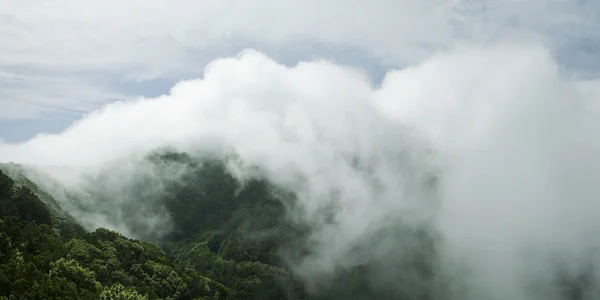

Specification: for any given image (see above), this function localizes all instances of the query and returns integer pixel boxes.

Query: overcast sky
[1,0,599,142]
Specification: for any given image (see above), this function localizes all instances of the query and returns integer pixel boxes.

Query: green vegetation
[0,159,312,299]
[1,148,595,299]
[0,169,225,299]
[0,152,441,300]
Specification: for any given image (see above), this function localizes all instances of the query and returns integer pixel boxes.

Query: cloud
[376,43,600,299]
[2,0,597,70]
[1,0,599,120]
[2,41,600,298]
[0,71,125,120]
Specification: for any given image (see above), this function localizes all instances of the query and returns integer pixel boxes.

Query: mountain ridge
[0,150,446,300]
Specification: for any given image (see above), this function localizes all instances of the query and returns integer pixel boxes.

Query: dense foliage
[0,169,226,299]
[151,153,310,299]
[147,152,440,300]
[0,162,316,299]
[1,148,597,300]
[0,153,444,299]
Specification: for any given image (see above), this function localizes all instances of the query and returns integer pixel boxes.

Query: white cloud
[1,0,597,69]
[2,43,600,298]
[1,0,599,119]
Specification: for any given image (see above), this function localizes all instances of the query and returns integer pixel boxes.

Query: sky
[1,0,599,142]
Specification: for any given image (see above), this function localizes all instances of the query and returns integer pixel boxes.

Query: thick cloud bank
[3,43,600,299]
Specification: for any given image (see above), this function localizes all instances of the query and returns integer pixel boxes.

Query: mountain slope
[3,151,593,300]
[0,163,85,240]
[0,168,228,299]
[0,150,444,299]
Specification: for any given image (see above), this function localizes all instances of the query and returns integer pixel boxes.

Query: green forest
[0,151,591,300]
[0,151,439,300]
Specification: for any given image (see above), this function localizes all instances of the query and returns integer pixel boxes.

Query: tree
[13,187,52,226]
[101,283,149,300]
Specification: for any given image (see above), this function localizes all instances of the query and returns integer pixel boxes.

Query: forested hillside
[0,150,442,300]
[0,168,232,299]
[0,149,593,300]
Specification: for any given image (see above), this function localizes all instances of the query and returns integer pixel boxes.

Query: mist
[2,42,600,299]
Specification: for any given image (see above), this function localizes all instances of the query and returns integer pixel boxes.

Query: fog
[2,42,600,299]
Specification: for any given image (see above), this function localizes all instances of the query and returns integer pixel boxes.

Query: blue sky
[1,0,599,142]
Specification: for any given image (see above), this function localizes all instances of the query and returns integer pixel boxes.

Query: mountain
[0,157,303,299]
[0,149,446,300]
[0,149,593,300]
[0,163,233,299]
